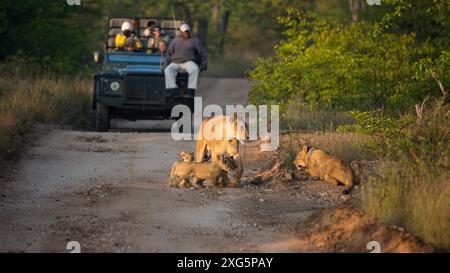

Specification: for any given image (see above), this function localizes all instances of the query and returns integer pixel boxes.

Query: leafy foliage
[337,110,403,156]
[256,3,449,250]
[339,97,449,164]
[0,0,388,75]
[249,9,446,114]
[375,0,450,49]
[0,0,101,74]
[358,98,450,250]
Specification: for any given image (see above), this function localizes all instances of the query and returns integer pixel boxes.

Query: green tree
[375,0,450,49]
[248,9,445,113]
[0,0,102,74]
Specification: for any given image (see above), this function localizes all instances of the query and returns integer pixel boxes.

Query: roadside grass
[281,100,450,251]
[281,101,355,132]
[358,100,450,251]
[0,75,92,160]
[359,161,450,251]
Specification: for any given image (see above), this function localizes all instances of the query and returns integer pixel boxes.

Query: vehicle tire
[95,103,110,132]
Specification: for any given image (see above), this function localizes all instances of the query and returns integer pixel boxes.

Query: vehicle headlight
[110,81,121,92]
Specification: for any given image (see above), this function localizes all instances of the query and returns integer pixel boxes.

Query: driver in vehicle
[164,23,207,97]
[115,21,143,51]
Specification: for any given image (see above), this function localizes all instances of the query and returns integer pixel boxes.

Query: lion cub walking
[168,151,194,188]
[169,154,236,188]
[294,145,356,194]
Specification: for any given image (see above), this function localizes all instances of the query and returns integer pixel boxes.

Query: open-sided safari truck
[93,17,193,132]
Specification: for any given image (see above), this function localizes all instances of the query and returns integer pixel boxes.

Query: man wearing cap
[164,23,208,96]
[115,21,143,51]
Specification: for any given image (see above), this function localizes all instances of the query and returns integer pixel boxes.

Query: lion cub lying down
[294,145,356,194]
[169,153,236,188]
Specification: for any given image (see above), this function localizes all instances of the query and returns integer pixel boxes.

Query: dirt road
[0,78,345,252]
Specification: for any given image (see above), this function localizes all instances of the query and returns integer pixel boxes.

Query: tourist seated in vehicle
[143,20,157,38]
[124,37,139,52]
[115,22,143,51]
[130,17,141,36]
[158,40,167,54]
[146,26,170,54]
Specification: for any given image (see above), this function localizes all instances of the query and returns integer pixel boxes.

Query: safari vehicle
[93,17,194,132]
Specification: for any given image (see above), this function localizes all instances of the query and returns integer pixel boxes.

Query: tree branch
[431,70,448,99]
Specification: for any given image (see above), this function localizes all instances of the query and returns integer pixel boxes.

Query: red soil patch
[302,207,432,253]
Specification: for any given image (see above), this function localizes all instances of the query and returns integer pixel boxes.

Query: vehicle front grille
[123,76,165,105]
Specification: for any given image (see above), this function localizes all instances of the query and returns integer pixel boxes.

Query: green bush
[248,9,444,114]
[0,0,99,74]
[337,110,404,157]
[255,2,450,251]
[389,99,449,166]
[358,99,450,250]
[375,0,450,49]
[340,98,449,164]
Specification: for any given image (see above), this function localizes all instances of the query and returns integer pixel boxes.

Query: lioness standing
[294,145,356,194]
[195,114,248,187]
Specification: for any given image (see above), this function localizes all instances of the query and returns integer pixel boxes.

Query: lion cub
[294,145,355,194]
[169,155,236,188]
[168,151,194,188]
